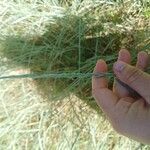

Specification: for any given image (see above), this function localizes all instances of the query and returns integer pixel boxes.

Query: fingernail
[114,61,125,72]
[97,59,104,64]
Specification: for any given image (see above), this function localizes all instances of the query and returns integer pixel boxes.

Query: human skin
[92,49,150,144]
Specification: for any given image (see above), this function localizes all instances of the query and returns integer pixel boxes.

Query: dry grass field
[0,0,150,149]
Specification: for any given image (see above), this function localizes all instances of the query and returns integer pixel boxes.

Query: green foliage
[0,0,150,110]
[0,0,150,149]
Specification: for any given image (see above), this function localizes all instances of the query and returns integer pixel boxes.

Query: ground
[0,0,150,149]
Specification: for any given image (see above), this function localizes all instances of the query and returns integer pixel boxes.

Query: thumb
[113,61,150,102]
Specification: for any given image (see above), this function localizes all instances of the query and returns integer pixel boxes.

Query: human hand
[92,49,150,144]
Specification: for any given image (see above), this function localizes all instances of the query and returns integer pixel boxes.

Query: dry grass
[0,76,149,149]
[0,0,150,149]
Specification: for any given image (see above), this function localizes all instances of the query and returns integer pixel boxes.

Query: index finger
[92,59,108,90]
[92,60,118,116]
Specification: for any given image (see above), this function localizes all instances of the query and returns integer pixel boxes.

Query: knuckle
[125,68,142,84]
[114,125,124,135]
[92,88,95,96]
[92,88,98,97]
[112,120,125,135]
[110,112,125,135]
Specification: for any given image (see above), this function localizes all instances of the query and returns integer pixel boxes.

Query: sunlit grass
[0,0,150,149]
